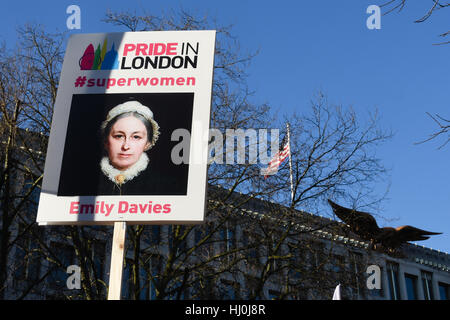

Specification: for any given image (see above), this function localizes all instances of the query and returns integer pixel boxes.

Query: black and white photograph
[57,93,193,196]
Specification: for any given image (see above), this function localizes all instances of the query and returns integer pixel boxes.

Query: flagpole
[286,122,294,207]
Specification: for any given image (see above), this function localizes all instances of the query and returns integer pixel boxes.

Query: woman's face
[106,115,150,170]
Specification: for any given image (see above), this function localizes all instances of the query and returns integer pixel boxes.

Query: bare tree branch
[415,112,450,148]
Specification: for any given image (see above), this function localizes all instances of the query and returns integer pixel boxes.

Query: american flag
[263,135,290,178]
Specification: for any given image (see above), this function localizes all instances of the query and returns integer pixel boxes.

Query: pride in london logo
[79,39,119,70]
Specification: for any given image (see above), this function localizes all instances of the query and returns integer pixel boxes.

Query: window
[194,225,203,244]
[23,176,40,213]
[268,289,281,300]
[219,223,235,252]
[404,274,418,300]
[150,225,160,245]
[122,258,133,300]
[330,254,345,273]
[219,279,239,299]
[149,254,163,299]
[14,223,41,284]
[438,282,449,300]
[48,242,75,289]
[311,242,326,269]
[350,252,373,299]
[122,258,151,300]
[219,223,236,264]
[168,275,188,300]
[421,271,434,300]
[139,266,149,300]
[243,230,258,261]
[166,225,187,255]
[386,262,400,300]
[168,225,173,250]
[287,244,304,281]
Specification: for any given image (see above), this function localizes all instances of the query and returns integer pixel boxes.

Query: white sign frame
[37,30,216,225]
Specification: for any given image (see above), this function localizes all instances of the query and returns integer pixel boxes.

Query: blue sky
[2,1,449,253]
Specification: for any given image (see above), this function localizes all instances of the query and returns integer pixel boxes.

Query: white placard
[36,30,216,225]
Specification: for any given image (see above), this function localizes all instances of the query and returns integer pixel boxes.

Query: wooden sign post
[107,221,127,300]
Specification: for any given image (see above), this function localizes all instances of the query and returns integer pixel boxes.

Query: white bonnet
[101,100,160,147]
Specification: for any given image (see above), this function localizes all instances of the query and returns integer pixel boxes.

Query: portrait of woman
[98,100,160,195]
[57,93,193,197]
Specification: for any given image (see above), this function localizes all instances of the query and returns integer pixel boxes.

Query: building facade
[2,187,449,300]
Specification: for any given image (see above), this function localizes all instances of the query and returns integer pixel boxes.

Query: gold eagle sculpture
[328,199,442,250]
